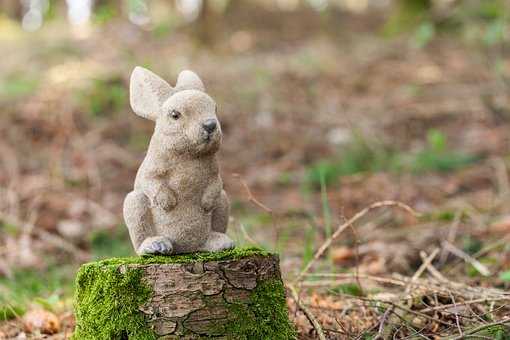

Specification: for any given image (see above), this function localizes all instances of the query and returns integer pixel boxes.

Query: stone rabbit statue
[123,67,234,255]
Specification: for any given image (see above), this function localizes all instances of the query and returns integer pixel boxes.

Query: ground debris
[23,309,60,335]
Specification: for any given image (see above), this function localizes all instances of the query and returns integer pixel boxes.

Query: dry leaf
[315,295,343,310]
[490,216,510,233]
[310,292,321,306]
[361,255,386,275]
[332,246,354,264]
[23,309,60,334]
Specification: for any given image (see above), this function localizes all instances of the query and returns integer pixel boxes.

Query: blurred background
[1,0,510,338]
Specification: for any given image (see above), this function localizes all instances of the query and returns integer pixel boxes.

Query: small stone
[23,309,60,334]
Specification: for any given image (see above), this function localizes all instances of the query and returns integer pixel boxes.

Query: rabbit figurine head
[130,67,222,157]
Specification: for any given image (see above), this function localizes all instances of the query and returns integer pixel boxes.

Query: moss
[224,279,297,340]
[73,247,295,339]
[92,246,269,267]
[73,263,155,340]
[477,324,510,339]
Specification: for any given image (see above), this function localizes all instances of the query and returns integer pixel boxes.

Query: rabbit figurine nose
[202,119,217,134]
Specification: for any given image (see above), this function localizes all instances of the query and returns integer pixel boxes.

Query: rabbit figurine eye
[170,110,181,120]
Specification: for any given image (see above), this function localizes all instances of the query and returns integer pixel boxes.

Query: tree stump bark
[73,248,296,339]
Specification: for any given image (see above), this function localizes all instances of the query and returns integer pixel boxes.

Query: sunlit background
[1,0,510,338]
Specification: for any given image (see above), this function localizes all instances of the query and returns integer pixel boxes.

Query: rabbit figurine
[123,67,234,255]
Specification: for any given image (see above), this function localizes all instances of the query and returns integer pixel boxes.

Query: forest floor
[0,5,510,339]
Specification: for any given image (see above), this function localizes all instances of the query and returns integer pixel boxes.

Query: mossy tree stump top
[73,247,296,339]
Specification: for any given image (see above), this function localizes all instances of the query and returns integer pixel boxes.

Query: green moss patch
[93,246,269,267]
[73,247,287,339]
[73,262,154,340]
[225,279,297,340]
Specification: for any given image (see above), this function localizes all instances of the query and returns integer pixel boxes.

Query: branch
[442,240,490,276]
[447,320,510,340]
[287,283,327,340]
[233,174,272,213]
[294,200,419,284]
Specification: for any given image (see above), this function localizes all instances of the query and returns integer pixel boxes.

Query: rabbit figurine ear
[175,70,205,92]
[130,66,173,121]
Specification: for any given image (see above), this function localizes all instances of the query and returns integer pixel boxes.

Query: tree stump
[73,247,296,339]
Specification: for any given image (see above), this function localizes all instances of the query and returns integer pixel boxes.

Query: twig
[294,200,419,283]
[333,293,455,327]
[37,228,90,261]
[446,233,510,274]
[442,240,491,276]
[420,251,449,283]
[389,311,429,340]
[355,321,382,340]
[287,283,327,340]
[238,222,260,246]
[419,297,510,313]
[233,174,272,213]
[472,233,510,260]
[303,273,448,292]
[304,272,509,301]
[303,272,408,286]
[449,291,463,337]
[233,173,281,247]
[439,210,462,266]
[335,317,350,336]
[0,212,89,261]
[405,248,440,295]
[374,306,394,340]
[348,222,364,296]
[446,319,510,340]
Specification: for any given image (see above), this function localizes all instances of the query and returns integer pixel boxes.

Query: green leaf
[331,283,364,297]
[427,129,446,152]
[414,21,435,48]
[0,75,39,98]
[0,305,25,321]
[34,294,60,311]
[94,4,118,25]
[484,20,507,46]
[499,270,510,282]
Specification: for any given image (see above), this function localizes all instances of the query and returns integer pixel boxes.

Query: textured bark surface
[128,254,282,339]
